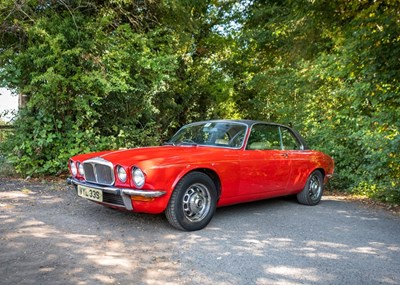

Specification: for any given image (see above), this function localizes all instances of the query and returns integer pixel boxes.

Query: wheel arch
[173,168,221,200]
[314,167,325,178]
[300,167,325,190]
[297,168,324,205]
[198,168,221,199]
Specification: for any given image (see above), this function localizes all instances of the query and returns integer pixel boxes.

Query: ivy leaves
[0,0,398,202]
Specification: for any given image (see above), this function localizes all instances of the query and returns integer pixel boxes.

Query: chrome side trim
[121,189,166,198]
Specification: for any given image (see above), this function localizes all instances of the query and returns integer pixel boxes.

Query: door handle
[281,153,289,158]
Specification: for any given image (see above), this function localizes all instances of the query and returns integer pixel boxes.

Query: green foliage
[235,0,400,202]
[0,0,398,203]
[0,0,231,175]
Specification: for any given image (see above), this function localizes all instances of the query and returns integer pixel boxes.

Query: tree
[235,0,400,201]
[0,0,237,175]
[0,0,398,203]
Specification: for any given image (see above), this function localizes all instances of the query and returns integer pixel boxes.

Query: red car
[67,120,334,231]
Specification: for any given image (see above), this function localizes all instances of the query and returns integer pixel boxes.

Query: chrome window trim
[168,121,249,150]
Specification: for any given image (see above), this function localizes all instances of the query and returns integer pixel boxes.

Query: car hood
[84,145,237,167]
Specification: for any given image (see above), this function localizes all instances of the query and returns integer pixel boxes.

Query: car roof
[193,119,288,128]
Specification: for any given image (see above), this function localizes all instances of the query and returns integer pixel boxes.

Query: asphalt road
[1,178,399,285]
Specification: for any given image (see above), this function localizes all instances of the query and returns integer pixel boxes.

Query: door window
[246,124,301,150]
[247,124,281,150]
[281,128,301,150]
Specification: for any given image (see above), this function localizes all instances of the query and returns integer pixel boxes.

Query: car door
[239,124,292,197]
[280,127,314,193]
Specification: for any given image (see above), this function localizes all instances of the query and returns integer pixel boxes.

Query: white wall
[0,88,18,122]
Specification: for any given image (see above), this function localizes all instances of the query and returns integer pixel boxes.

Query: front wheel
[297,170,324,205]
[165,172,217,231]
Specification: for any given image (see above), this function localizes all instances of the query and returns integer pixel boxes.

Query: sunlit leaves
[237,0,400,202]
[0,0,398,203]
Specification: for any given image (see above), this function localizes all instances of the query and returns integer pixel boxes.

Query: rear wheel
[297,170,324,205]
[166,172,217,231]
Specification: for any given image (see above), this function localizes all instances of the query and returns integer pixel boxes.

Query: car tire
[166,172,217,231]
[297,170,324,206]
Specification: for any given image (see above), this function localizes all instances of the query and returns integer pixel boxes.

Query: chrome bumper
[67,177,166,210]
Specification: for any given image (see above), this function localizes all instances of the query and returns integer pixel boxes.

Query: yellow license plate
[77,185,103,202]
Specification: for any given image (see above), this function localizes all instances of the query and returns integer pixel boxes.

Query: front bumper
[67,177,166,210]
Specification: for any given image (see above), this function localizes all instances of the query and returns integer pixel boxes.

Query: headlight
[77,162,85,176]
[132,167,145,188]
[117,165,127,183]
[70,160,77,176]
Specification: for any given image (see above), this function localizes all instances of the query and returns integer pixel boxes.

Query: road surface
[1,178,399,284]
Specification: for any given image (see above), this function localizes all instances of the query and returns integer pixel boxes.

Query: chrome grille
[83,164,95,182]
[96,164,113,185]
[82,158,114,186]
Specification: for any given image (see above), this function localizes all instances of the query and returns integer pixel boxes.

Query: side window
[214,132,230,145]
[247,124,281,150]
[281,127,301,150]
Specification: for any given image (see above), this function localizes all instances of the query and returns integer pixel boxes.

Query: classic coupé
[67,120,334,231]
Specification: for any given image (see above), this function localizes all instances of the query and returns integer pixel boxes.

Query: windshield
[166,121,247,149]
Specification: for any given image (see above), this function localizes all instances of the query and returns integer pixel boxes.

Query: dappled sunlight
[387,245,400,252]
[350,246,379,255]
[305,241,347,249]
[0,188,62,209]
[38,266,56,273]
[230,236,295,257]
[142,260,181,285]
[21,226,59,239]
[259,260,342,283]
[39,195,64,204]
[302,251,342,260]
[157,198,400,284]
[0,191,32,199]
[5,219,60,239]
[0,213,16,224]
[63,233,98,240]
[0,203,15,209]
[90,274,117,284]
[264,266,329,282]
[337,209,380,221]
[255,278,300,285]
[349,242,400,257]
[82,248,133,268]
[0,187,185,284]
[381,277,400,285]
[0,211,185,284]
[76,240,138,270]
[1,183,399,284]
